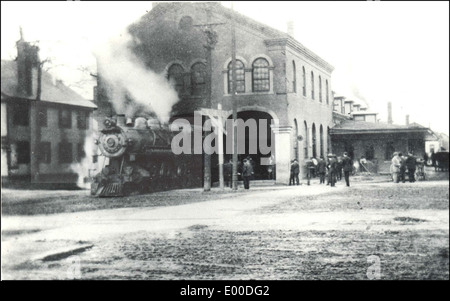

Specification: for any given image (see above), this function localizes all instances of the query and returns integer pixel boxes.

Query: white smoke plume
[71,130,96,190]
[94,30,179,123]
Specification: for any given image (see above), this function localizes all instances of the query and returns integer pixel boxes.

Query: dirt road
[1,181,448,280]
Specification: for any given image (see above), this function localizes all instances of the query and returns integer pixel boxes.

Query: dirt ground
[1,180,449,280]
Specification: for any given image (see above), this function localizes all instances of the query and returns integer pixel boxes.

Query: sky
[1,1,449,135]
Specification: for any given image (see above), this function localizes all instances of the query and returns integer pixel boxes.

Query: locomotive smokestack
[126,117,133,126]
[387,102,393,124]
[117,114,126,126]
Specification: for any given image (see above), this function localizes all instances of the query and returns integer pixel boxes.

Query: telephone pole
[231,2,238,191]
[194,11,225,192]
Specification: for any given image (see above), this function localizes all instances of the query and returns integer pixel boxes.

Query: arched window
[326,80,329,105]
[311,71,315,100]
[320,125,324,158]
[302,66,306,96]
[167,64,184,94]
[191,62,206,96]
[227,60,245,94]
[319,75,322,103]
[292,61,297,93]
[304,121,308,159]
[252,58,270,92]
[312,123,317,158]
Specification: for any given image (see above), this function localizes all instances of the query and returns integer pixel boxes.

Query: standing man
[289,159,300,185]
[398,152,407,183]
[431,150,436,170]
[317,157,327,184]
[336,156,343,181]
[223,159,233,188]
[242,159,254,190]
[342,152,353,187]
[405,152,417,183]
[391,152,401,183]
[305,157,315,185]
[327,154,337,187]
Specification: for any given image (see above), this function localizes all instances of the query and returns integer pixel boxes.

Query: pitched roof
[1,60,96,109]
[331,120,429,135]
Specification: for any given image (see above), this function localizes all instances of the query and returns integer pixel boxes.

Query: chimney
[16,28,40,97]
[387,102,393,124]
[405,115,410,126]
[287,21,295,37]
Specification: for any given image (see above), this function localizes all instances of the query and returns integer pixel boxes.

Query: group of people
[290,152,353,187]
[223,157,254,190]
[224,152,355,190]
[390,152,419,183]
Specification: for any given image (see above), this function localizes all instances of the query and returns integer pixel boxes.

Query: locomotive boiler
[91,115,202,197]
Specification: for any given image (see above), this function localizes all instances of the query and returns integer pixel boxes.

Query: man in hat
[405,152,417,182]
[398,152,407,183]
[327,154,337,187]
[224,158,233,188]
[305,157,315,185]
[317,157,327,184]
[391,152,401,183]
[242,159,254,189]
[342,152,353,187]
[289,159,300,185]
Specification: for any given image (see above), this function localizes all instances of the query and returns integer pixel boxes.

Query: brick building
[1,34,96,185]
[96,2,335,184]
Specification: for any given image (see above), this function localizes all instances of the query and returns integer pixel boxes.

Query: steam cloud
[71,131,95,189]
[95,31,179,123]
[351,85,370,108]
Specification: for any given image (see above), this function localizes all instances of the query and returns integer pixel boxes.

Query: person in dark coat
[342,152,353,187]
[336,156,343,181]
[242,159,254,189]
[430,150,437,170]
[327,154,337,187]
[317,157,327,184]
[398,152,407,183]
[405,153,417,182]
[223,159,233,188]
[289,159,300,185]
[305,157,315,185]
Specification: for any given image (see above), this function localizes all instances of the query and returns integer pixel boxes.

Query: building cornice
[264,38,334,74]
[330,128,429,135]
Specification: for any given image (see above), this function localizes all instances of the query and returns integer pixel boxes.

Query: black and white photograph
[1,0,449,285]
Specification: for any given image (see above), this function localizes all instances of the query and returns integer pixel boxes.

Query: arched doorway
[294,119,299,160]
[304,121,308,158]
[312,123,317,158]
[216,110,274,181]
[320,124,324,158]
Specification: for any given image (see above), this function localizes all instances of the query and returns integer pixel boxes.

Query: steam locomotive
[91,115,202,197]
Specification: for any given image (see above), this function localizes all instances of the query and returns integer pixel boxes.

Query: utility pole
[194,11,225,192]
[231,2,238,191]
